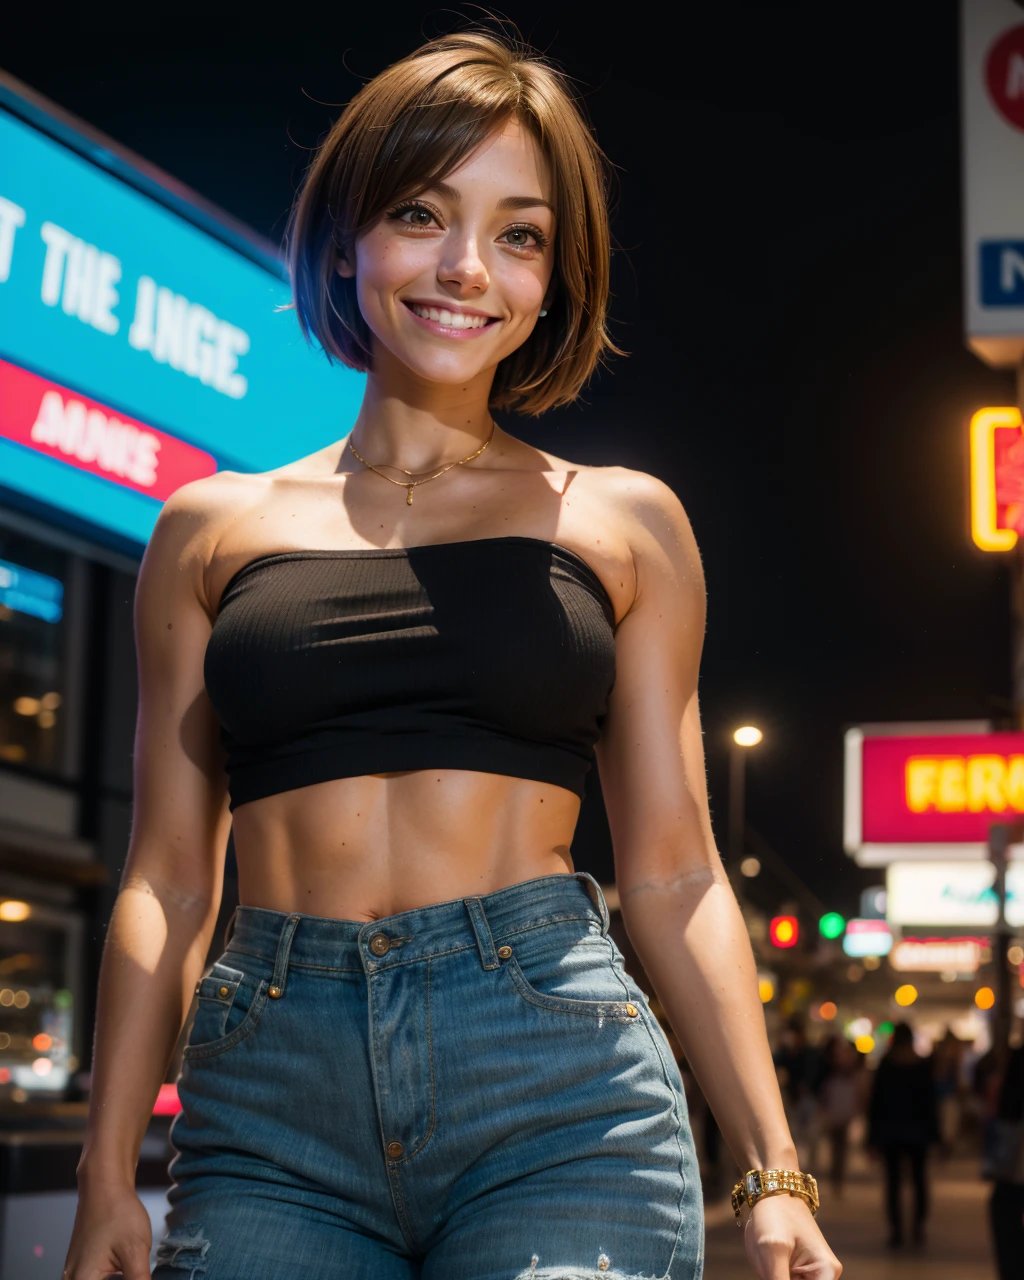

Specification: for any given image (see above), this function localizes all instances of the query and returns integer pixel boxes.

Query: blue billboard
[0,84,363,547]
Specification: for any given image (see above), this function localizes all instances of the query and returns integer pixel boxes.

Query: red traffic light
[769,916,799,948]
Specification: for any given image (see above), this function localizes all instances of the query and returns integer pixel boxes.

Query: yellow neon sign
[970,406,1021,551]
[905,753,1024,814]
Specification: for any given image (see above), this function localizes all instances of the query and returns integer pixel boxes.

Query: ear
[335,251,355,280]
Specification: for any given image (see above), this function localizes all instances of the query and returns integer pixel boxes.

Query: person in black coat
[989,1045,1024,1279]
[868,1022,940,1246]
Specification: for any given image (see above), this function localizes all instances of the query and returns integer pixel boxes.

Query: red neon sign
[862,733,1024,843]
[0,358,216,501]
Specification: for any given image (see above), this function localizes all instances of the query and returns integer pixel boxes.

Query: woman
[65,32,840,1280]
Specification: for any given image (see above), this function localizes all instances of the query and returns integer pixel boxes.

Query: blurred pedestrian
[869,1022,939,1246]
[774,1016,823,1168]
[988,1045,1024,1279]
[932,1028,964,1153]
[818,1036,868,1195]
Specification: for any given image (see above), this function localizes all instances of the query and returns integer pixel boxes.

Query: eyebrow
[431,181,553,213]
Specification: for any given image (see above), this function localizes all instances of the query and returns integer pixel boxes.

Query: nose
[438,230,489,296]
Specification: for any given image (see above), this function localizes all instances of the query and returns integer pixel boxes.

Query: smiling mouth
[404,301,499,331]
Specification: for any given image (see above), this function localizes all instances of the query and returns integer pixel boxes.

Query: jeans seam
[386,1163,420,1253]
[396,955,436,1163]
[608,939,690,1280]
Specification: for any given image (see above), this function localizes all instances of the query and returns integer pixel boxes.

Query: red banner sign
[862,733,1024,843]
[0,358,216,501]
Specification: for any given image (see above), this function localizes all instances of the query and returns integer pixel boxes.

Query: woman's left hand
[743,1194,842,1279]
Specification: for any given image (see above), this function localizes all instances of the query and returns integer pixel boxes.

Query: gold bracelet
[730,1169,819,1225]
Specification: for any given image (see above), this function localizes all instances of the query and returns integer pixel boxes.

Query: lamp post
[729,725,763,868]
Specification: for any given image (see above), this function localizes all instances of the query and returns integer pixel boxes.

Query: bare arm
[597,474,840,1280]
[67,482,233,1279]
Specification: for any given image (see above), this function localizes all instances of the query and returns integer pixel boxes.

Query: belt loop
[222,906,239,951]
[270,915,302,997]
[463,897,500,970]
[575,872,610,935]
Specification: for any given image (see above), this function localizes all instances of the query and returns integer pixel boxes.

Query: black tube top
[204,538,617,809]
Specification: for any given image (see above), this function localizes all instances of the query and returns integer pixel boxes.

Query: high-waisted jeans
[153,872,704,1279]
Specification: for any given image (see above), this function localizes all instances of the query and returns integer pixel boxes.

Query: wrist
[77,1145,137,1190]
[732,1168,819,1225]
[740,1145,801,1173]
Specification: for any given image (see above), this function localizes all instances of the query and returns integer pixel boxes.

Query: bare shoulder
[139,469,272,615]
[575,465,701,572]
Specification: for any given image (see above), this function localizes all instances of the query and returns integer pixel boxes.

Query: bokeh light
[975,987,995,1010]
[770,916,799,948]
[819,1001,837,1021]
[819,912,845,940]
[733,726,763,747]
[854,1034,875,1054]
[894,984,918,1007]
[758,979,775,1004]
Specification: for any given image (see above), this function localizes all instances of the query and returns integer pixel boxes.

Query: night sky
[5,3,1016,914]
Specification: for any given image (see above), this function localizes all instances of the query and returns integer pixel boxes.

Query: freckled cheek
[498,264,548,317]
[356,236,437,300]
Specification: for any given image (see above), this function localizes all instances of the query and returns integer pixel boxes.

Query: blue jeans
[154,872,704,1279]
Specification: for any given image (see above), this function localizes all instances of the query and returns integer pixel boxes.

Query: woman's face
[341,119,556,388]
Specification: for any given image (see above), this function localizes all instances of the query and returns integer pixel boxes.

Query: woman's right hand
[63,1178,153,1280]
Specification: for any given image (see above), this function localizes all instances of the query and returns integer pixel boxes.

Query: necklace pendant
[406,486,414,505]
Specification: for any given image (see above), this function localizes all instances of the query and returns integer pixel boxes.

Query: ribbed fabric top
[204,538,617,809]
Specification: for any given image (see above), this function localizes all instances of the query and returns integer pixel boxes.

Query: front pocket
[505,952,639,1021]
[183,961,269,1060]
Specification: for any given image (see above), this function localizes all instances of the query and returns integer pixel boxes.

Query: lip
[401,299,503,340]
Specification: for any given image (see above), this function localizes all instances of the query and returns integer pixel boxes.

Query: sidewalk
[703,1160,996,1279]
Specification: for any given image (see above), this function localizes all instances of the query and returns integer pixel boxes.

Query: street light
[729,725,762,864]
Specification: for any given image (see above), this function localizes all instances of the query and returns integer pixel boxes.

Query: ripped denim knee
[153,1221,210,1279]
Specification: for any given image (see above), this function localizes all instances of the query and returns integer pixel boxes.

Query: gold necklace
[348,421,495,505]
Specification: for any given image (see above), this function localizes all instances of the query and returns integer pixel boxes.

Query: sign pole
[988,821,1018,1058]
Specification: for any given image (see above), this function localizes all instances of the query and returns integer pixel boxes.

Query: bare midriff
[230,769,581,921]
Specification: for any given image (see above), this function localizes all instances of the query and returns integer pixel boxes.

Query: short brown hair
[286,31,616,415]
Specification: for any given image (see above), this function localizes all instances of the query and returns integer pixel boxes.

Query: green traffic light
[819,912,846,940]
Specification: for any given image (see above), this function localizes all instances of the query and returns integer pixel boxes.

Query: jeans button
[369,933,391,956]
[387,1141,404,1159]
[496,946,512,960]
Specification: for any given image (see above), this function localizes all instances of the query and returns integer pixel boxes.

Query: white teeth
[409,304,490,330]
